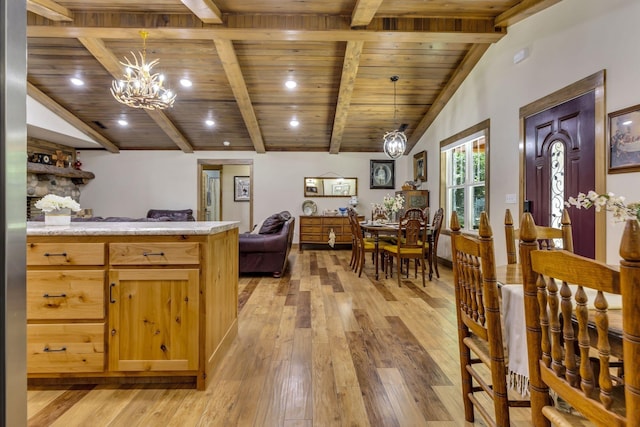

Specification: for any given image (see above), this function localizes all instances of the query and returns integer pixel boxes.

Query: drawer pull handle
[143,252,165,257]
[43,346,66,352]
[109,283,116,303]
[44,252,67,257]
[43,293,67,298]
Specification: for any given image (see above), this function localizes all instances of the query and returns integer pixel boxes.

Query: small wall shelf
[27,162,95,184]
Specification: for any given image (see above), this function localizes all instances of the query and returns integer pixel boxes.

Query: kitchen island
[26,221,239,390]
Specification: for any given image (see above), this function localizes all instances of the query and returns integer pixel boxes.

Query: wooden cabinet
[396,190,429,218]
[109,269,199,372]
[299,215,362,252]
[26,227,239,390]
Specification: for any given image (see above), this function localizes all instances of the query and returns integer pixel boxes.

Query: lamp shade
[383,130,407,159]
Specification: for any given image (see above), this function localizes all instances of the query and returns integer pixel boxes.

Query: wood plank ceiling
[26,0,562,154]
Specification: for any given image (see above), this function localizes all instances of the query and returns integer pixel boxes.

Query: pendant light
[382,75,407,159]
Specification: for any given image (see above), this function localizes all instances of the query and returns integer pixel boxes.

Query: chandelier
[111,30,176,110]
[382,75,407,159]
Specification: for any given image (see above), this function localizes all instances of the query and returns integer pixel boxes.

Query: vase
[45,208,71,226]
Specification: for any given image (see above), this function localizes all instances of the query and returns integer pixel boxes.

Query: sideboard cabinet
[299,215,362,252]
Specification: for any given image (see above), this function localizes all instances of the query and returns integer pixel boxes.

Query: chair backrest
[450,210,510,425]
[504,208,574,264]
[397,208,426,250]
[430,207,444,248]
[519,212,640,426]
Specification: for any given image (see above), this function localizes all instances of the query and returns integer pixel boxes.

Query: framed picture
[234,176,250,201]
[608,104,640,173]
[370,160,395,189]
[413,150,427,181]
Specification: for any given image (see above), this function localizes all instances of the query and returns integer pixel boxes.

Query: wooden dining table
[360,222,434,281]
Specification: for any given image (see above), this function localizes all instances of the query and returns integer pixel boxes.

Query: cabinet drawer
[110,242,200,265]
[336,234,353,243]
[27,323,105,373]
[300,233,324,243]
[301,225,322,233]
[323,218,347,226]
[27,270,104,320]
[27,243,105,266]
[301,217,322,225]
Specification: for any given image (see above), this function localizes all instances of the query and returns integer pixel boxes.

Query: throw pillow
[258,211,291,234]
[250,218,266,234]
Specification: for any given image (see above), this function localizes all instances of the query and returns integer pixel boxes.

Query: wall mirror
[304,177,357,197]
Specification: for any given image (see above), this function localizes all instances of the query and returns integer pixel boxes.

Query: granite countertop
[27,221,239,236]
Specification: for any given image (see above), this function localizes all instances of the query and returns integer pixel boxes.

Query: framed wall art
[370,159,395,189]
[608,104,640,173]
[234,176,250,201]
[413,151,427,181]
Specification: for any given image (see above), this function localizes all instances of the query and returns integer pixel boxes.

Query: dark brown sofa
[239,211,294,278]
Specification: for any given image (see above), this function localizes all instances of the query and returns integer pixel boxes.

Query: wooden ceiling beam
[27,0,73,22]
[494,0,562,28]
[406,43,491,152]
[180,0,223,25]
[329,41,364,154]
[27,82,119,153]
[351,0,385,27]
[27,21,505,45]
[214,39,266,154]
[78,37,194,153]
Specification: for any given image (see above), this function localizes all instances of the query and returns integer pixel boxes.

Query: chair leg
[357,249,366,277]
[396,254,402,287]
[421,256,426,287]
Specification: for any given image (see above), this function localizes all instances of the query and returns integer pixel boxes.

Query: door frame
[518,70,606,261]
[197,159,253,228]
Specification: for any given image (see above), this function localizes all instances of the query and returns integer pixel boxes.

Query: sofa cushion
[146,209,195,221]
[259,211,291,234]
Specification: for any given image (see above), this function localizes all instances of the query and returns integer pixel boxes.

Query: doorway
[197,159,253,233]
[519,70,606,260]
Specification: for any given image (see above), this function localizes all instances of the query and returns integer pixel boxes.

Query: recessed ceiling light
[70,77,84,86]
[118,119,128,126]
[180,78,192,87]
[223,141,231,146]
[290,119,299,127]
[285,80,297,89]
[205,119,215,127]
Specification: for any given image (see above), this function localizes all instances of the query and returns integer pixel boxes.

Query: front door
[524,91,595,258]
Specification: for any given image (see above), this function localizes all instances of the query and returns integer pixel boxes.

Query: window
[440,120,489,231]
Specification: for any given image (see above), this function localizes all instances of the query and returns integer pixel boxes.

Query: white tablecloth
[500,283,623,397]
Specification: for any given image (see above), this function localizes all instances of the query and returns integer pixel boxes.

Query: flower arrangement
[34,194,81,213]
[565,190,640,222]
[371,193,405,214]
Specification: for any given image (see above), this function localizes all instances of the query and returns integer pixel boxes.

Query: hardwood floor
[27,248,534,426]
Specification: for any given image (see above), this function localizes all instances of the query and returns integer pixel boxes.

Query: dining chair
[351,213,390,277]
[519,212,640,427]
[450,211,530,427]
[384,208,428,287]
[347,208,363,271]
[427,207,444,279]
[504,208,574,264]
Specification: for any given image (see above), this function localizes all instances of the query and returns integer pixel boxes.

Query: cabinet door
[108,269,199,372]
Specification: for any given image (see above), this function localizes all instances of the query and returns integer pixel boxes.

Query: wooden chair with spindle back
[505,208,574,265]
[451,211,530,426]
[383,208,428,287]
[519,212,640,427]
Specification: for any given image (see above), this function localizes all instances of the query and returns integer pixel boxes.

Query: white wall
[409,0,640,265]
[79,150,413,243]
[221,164,250,232]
